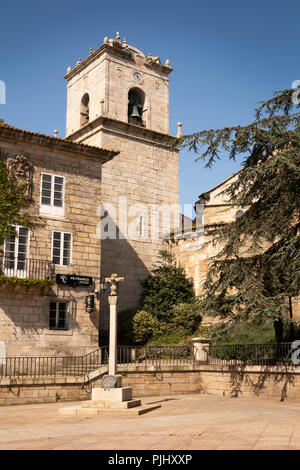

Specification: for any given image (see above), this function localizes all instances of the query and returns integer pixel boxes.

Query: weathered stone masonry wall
[0,141,104,356]
[1,365,299,406]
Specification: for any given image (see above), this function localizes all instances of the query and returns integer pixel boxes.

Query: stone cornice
[66,116,179,150]
[144,61,173,75]
[64,44,173,82]
[64,45,134,81]
[0,123,119,161]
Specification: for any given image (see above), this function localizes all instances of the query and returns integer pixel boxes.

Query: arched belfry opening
[128,88,145,127]
[80,93,89,126]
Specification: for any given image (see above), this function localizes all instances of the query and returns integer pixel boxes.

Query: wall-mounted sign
[85,294,95,313]
[56,274,93,287]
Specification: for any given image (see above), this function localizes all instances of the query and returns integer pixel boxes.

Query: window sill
[46,328,72,336]
[39,211,65,220]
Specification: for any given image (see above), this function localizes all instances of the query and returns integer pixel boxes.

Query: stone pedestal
[92,386,133,402]
[192,337,211,363]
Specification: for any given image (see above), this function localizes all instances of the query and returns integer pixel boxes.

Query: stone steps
[81,399,142,409]
[59,403,161,416]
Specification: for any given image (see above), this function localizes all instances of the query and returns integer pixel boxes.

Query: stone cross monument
[59,272,162,415]
[104,273,124,382]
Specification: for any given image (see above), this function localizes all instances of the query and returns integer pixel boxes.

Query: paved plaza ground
[0,394,299,450]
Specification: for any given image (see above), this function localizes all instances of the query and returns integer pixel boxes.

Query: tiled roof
[0,122,119,160]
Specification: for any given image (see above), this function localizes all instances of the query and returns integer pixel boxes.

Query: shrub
[149,330,187,346]
[209,320,275,345]
[209,319,300,346]
[141,250,195,323]
[132,310,160,344]
[171,300,202,336]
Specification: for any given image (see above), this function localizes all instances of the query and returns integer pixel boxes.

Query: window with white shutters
[3,226,29,277]
[40,173,64,217]
[52,231,72,266]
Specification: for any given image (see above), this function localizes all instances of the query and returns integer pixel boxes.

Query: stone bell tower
[65,33,180,336]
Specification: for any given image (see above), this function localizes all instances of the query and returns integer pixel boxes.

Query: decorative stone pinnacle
[177,122,183,138]
[165,59,171,67]
[66,66,71,74]
[54,129,59,138]
[89,47,93,55]
[113,32,122,49]
[103,36,109,45]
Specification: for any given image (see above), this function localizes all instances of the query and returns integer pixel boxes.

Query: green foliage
[131,301,202,345]
[119,251,202,345]
[148,330,187,346]
[171,300,202,336]
[132,310,160,344]
[0,275,54,288]
[141,250,195,323]
[0,156,42,249]
[209,320,277,345]
[180,89,300,342]
[209,319,300,346]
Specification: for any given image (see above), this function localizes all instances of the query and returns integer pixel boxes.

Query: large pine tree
[179,89,300,343]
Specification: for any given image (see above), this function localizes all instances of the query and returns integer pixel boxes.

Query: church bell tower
[65,33,180,335]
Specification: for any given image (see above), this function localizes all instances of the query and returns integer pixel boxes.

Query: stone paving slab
[59,403,161,416]
[0,394,299,450]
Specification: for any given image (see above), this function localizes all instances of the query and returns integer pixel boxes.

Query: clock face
[133,72,141,82]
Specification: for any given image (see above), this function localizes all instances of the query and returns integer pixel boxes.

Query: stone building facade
[0,123,118,356]
[0,33,180,355]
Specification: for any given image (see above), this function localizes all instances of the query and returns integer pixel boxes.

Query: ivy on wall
[0,275,54,288]
[0,153,43,250]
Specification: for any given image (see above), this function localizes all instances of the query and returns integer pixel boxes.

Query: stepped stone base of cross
[59,274,161,415]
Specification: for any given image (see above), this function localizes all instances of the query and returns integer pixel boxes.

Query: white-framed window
[40,173,64,217]
[52,231,72,266]
[49,301,68,330]
[3,226,29,278]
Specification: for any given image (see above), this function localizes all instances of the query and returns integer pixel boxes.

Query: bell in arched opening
[128,88,145,127]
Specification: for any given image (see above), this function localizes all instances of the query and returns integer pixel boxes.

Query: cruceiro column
[106,273,124,378]
[59,271,162,415]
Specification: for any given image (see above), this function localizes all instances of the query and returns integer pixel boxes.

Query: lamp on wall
[85,294,95,313]
[99,278,109,292]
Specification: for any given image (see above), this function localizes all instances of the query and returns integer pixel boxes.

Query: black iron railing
[116,345,195,366]
[0,343,296,379]
[0,346,194,378]
[207,343,295,366]
[0,347,109,378]
[0,257,55,280]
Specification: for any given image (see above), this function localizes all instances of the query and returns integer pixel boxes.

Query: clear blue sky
[1,0,300,209]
